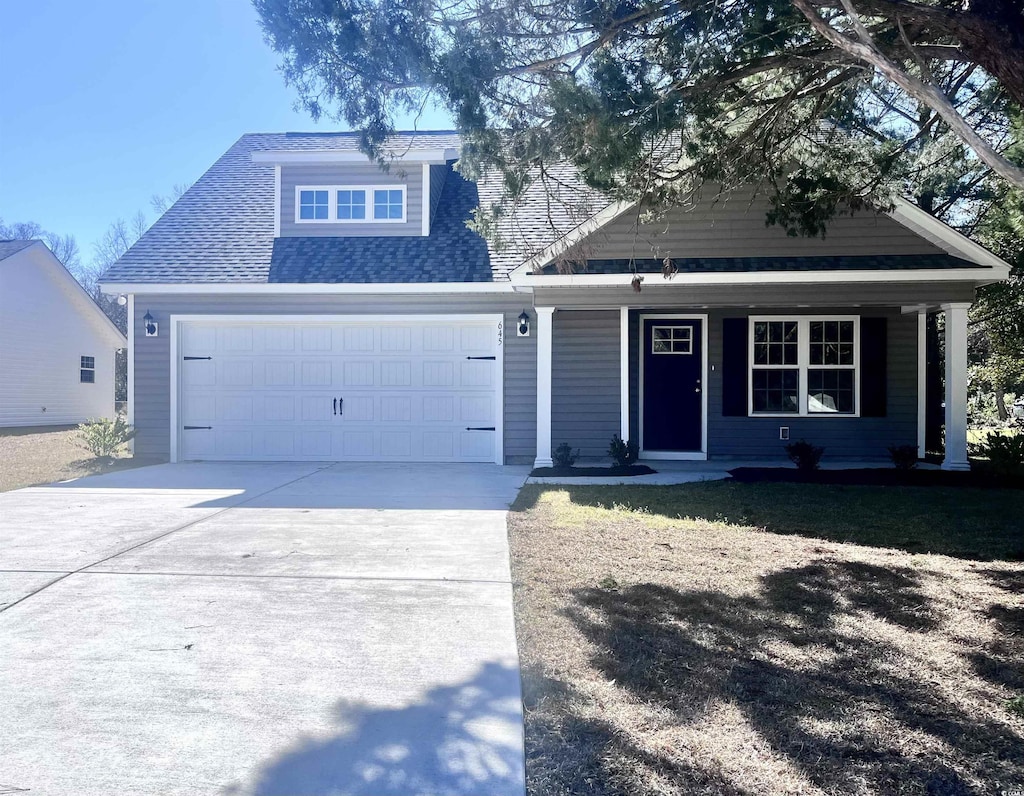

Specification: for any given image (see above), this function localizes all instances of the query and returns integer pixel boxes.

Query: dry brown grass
[509,483,1024,796]
[0,426,153,492]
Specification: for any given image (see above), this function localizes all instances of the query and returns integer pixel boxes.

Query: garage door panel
[178,319,500,463]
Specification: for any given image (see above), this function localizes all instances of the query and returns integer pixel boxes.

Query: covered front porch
[530,284,974,472]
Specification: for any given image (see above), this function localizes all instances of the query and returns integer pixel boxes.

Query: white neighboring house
[0,240,125,427]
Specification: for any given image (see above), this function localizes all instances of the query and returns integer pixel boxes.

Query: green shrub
[552,442,579,468]
[887,444,919,470]
[785,439,824,471]
[607,434,639,467]
[77,417,136,458]
[981,431,1024,475]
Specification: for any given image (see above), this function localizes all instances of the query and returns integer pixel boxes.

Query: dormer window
[373,189,405,221]
[295,185,406,224]
[298,189,329,220]
[337,189,366,220]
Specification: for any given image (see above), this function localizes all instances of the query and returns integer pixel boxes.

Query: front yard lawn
[509,482,1024,795]
[0,426,150,492]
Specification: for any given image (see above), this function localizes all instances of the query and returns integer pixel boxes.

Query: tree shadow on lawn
[513,482,1024,561]
[554,560,1024,794]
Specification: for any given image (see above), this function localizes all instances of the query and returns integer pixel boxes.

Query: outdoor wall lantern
[517,310,531,337]
[143,311,159,337]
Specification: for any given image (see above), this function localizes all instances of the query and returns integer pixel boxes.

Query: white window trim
[748,315,861,418]
[294,185,408,224]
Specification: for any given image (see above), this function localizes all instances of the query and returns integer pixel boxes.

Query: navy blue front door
[643,319,703,451]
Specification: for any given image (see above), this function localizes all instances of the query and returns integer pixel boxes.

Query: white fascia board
[516,267,1001,288]
[251,148,459,165]
[100,281,517,295]
[508,200,636,280]
[889,198,1011,275]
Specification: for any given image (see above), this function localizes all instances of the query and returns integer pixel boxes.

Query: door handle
[333,397,337,416]
[338,397,343,416]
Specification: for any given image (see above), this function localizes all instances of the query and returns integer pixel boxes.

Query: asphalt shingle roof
[0,240,38,261]
[101,131,580,284]
[99,130,991,286]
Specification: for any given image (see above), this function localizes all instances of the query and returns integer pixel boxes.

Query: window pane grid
[652,326,693,354]
[336,189,366,220]
[750,317,858,416]
[298,189,329,220]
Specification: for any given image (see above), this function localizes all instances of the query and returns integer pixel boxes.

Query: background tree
[255,0,1023,233]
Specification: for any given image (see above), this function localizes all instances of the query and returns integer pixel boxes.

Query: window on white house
[336,189,366,220]
[373,189,405,220]
[298,189,329,220]
[80,356,95,384]
[749,317,859,416]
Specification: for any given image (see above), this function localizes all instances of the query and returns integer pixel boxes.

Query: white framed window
[336,189,366,220]
[749,316,859,416]
[80,355,95,384]
[297,188,330,221]
[372,188,405,221]
[294,185,406,224]
[652,325,693,354]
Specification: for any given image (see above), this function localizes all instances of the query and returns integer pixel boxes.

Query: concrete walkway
[0,461,530,796]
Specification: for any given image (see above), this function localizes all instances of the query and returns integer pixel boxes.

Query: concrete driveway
[0,461,530,796]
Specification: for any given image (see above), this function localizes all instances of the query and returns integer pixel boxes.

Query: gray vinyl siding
[131,295,536,463]
[535,282,977,308]
[429,164,447,231]
[705,308,917,459]
[561,306,919,462]
[587,190,943,259]
[279,164,423,237]
[551,310,620,457]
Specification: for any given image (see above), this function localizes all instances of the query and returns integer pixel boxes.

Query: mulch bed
[729,466,1024,489]
[529,464,658,477]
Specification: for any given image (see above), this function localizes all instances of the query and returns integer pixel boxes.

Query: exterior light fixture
[143,311,159,337]
[517,310,531,337]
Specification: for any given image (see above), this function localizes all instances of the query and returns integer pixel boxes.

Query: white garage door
[175,316,503,463]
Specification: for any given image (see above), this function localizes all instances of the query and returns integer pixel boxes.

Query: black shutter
[722,318,748,416]
[860,317,887,417]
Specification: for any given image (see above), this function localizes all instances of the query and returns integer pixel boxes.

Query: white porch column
[534,306,556,468]
[942,302,971,471]
[620,306,630,441]
[917,311,927,459]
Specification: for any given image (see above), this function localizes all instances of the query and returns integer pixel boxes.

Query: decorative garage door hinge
[183,425,212,430]
[466,356,496,360]
[183,356,212,360]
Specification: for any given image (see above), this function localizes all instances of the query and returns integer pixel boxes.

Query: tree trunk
[995,386,1008,422]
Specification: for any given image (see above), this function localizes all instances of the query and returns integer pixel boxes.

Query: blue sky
[0,0,452,261]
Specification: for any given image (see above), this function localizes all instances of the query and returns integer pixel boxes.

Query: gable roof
[99,130,1010,289]
[1,240,125,346]
[0,239,37,261]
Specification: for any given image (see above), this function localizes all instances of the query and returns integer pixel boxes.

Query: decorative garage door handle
[183,356,212,361]
[466,356,496,360]
[333,398,337,416]
[339,397,343,416]
[183,425,212,430]
[466,427,495,431]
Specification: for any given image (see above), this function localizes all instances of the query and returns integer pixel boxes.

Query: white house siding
[0,248,120,427]
[131,294,536,463]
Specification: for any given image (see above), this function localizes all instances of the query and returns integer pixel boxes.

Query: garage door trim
[169,313,505,464]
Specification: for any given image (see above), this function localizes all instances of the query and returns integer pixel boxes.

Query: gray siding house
[100,131,1010,471]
